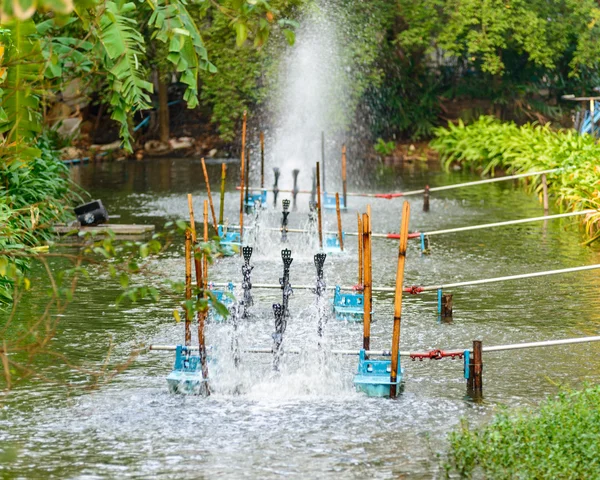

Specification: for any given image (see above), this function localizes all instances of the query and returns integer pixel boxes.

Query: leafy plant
[431,116,600,239]
[373,138,395,156]
[446,385,600,478]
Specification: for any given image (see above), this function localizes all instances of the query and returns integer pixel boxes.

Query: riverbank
[430,116,600,242]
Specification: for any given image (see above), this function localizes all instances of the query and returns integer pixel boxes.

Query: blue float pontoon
[208,282,235,321]
[167,345,208,395]
[353,349,403,397]
[324,232,346,254]
[244,190,267,211]
[218,225,241,256]
[332,285,364,321]
[323,192,346,210]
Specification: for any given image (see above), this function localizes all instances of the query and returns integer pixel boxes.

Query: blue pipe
[437,288,442,316]
[420,233,425,253]
[463,350,470,379]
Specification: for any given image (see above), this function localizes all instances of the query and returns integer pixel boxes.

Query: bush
[0,134,81,302]
[447,386,600,478]
[430,116,600,239]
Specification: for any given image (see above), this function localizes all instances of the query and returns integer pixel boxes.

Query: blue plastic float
[208,282,235,321]
[244,190,267,211]
[167,345,208,395]
[324,232,346,254]
[323,192,346,210]
[218,225,241,256]
[353,349,403,397]
[332,285,364,321]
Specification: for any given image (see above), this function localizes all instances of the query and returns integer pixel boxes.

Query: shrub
[431,116,600,239]
[447,386,600,479]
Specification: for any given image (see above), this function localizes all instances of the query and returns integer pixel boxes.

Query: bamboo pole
[260,131,265,189]
[357,213,363,285]
[188,195,205,370]
[201,158,217,231]
[390,201,410,398]
[335,193,344,251]
[219,163,226,225]
[316,162,323,248]
[203,200,209,283]
[199,200,210,393]
[342,144,347,209]
[238,110,247,244]
[362,211,372,350]
[184,229,192,346]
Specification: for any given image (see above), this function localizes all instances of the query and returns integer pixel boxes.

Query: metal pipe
[224,209,596,238]
[238,168,563,198]
[150,335,600,356]
[210,263,600,293]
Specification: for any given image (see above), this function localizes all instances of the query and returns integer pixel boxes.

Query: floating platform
[208,282,235,321]
[244,190,267,211]
[166,345,208,395]
[324,233,345,254]
[323,192,347,210]
[53,223,155,237]
[353,349,403,397]
[332,286,364,321]
[218,225,241,256]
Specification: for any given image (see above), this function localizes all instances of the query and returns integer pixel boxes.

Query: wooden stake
[316,162,323,249]
[468,340,483,398]
[187,194,204,358]
[442,293,453,318]
[201,158,217,231]
[203,200,209,284]
[362,211,372,351]
[219,163,226,225]
[335,193,344,251]
[184,229,192,346]
[199,200,210,394]
[341,144,347,209]
[239,110,247,245]
[260,131,265,189]
[423,185,430,212]
[357,213,363,285]
[542,174,549,215]
[390,201,410,398]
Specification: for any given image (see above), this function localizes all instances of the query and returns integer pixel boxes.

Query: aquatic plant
[431,116,600,240]
[446,385,600,478]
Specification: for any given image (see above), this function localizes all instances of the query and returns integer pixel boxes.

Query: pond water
[2,157,600,479]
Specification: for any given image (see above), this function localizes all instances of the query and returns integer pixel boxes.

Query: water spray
[271,303,286,371]
[313,253,327,338]
[292,169,300,211]
[280,248,293,321]
[241,246,254,318]
[273,167,280,207]
[281,199,291,242]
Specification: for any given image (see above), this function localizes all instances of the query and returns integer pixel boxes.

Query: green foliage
[0,19,43,150]
[0,132,79,302]
[96,1,153,151]
[431,116,600,237]
[373,138,395,156]
[447,385,600,478]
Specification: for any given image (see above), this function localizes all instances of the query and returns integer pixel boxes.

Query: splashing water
[268,6,347,191]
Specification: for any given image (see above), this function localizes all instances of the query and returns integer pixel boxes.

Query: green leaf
[234,21,248,47]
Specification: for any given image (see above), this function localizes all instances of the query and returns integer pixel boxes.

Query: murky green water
[2,157,600,478]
